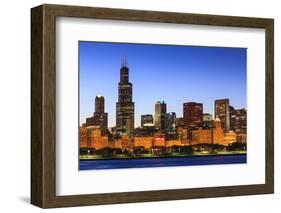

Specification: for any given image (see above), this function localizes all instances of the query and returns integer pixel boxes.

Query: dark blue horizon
[79,41,247,128]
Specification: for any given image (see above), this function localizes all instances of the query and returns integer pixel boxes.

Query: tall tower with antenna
[116,58,135,135]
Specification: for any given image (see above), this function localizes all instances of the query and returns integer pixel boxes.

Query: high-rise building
[215,99,230,132]
[141,114,153,127]
[191,115,224,145]
[203,113,213,129]
[164,112,176,136]
[175,117,184,128]
[86,95,108,132]
[233,108,247,134]
[229,105,236,131]
[116,59,135,135]
[154,101,167,131]
[183,102,203,129]
[95,95,105,113]
[212,115,224,144]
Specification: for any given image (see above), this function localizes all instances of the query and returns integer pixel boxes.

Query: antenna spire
[121,56,128,67]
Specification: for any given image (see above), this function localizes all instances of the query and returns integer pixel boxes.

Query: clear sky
[79,41,246,128]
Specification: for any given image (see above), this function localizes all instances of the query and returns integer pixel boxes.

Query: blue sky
[79,41,247,128]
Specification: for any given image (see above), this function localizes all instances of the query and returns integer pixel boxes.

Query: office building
[215,99,230,132]
[164,112,176,137]
[155,101,167,131]
[116,59,135,135]
[183,102,203,129]
[141,114,153,127]
[86,95,108,132]
[203,113,213,129]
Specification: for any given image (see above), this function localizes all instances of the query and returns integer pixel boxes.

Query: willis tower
[116,58,135,135]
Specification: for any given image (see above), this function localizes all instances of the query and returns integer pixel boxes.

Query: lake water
[79,154,246,170]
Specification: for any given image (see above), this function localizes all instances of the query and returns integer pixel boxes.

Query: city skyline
[79,41,247,128]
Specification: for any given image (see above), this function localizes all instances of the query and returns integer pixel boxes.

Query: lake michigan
[79,154,246,170]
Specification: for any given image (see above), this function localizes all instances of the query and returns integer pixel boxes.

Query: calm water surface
[79,154,246,170]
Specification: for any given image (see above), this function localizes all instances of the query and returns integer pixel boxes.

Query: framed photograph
[31,4,274,208]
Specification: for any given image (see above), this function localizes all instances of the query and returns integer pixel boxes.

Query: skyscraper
[86,95,108,132]
[203,113,213,129]
[116,59,135,135]
[232,108,247,134]
[164,112,176,137]
[154,101,167,131]
[95,95,105,113]
[215,99,230,132]
[183,102,203,129]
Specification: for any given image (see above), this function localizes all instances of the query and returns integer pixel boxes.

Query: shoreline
[80,152,246,161]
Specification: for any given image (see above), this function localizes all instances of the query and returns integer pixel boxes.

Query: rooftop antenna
[125,56,128,67]
[121,55,128,67]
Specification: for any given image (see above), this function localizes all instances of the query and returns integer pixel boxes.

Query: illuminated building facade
[232,108,247,134]
[134,137,153,149]
[191,129,212,145]
[141,114,153,127]
[183,102,203,139]
[224,131,237,144]
[237,134,247,143]
[155,101,167,131]
[164,112,176,134]
[116,59,135,135]
[212,116,224,144]
[153,135,166,147]
[191,115,225,145]
[215,99,230,132]
[79,127,88,148]
[183,102,203,129]
[166,140,182,147]
[85,126,109,150]
[177,127,189,143]
[203,113,213,129]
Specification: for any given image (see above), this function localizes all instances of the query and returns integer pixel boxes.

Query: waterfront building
[113,139,122,149]
[166,139,182,147]
[86,126,109,150]
[141,114,154,127]
[212,115,224,144]
[153,133,166,147]
[191,115,224,145]
[134,137,153,149]
[191,129,212,145]
[177,127,189,142]
[237,133,247,143]
[224,131,237,145]
[79,126,88,148]
[154,101,167,131]
[120,135,131,149]
[215,99,230,132]
[116,59,135,135]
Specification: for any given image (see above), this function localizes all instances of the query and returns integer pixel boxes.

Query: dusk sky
[79,41,247,128]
